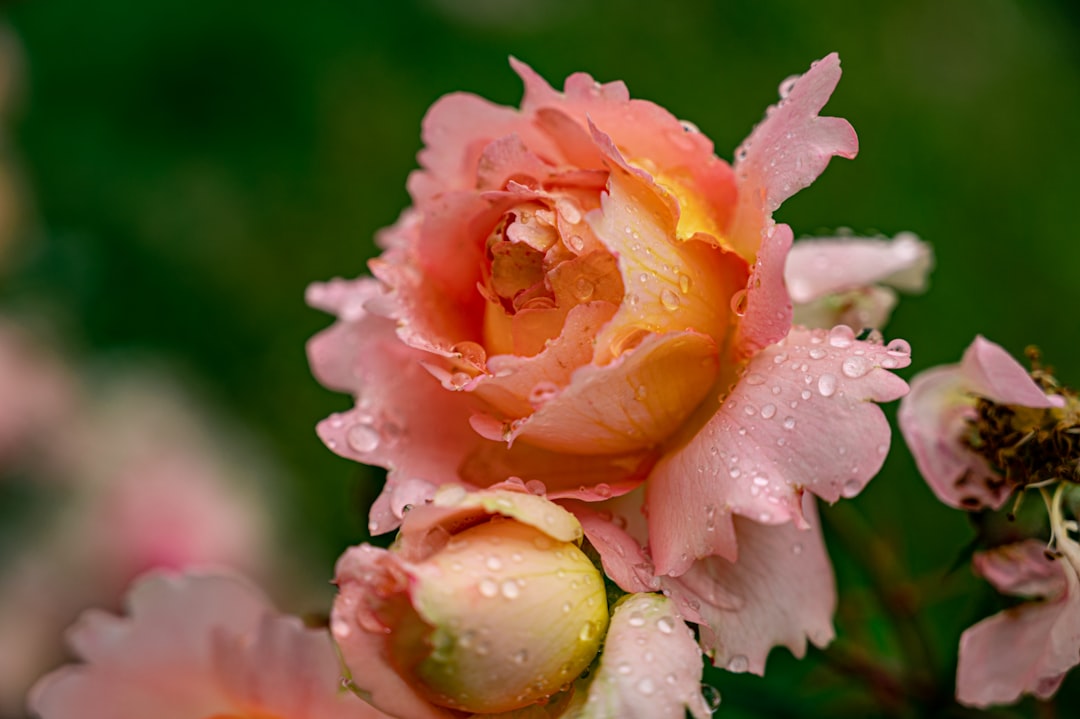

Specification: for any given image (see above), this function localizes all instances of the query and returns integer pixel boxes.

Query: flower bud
[332,486,609,716]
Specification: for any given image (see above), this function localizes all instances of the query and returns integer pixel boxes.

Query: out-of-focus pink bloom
[332,484,609,716]
[785,232,931,330]
[28,571,387,719]
[308,55,911,584]
[956,540,1080,707]
[0,371,280,715]
[898,335,1062,510]
[0,319,76,468]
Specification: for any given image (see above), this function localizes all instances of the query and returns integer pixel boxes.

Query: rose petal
[960,335,1063,409]
[648,326,910,575]
[734,222,794,356]
[957,541,1080,707]
[573,594,710,719]
[667,500,836,676]
[784,232,932,304]
[729,53,858,257]
[897,363,1011,510]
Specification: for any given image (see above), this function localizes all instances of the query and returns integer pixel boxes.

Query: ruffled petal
[734,222,794,356]
[667,500,836,676]
[648,326,910,575]
[898,363,1010,510]
[957,541,1080,707]
[573,594,710,719]
[730,53,858,258]
[307,278,483,534]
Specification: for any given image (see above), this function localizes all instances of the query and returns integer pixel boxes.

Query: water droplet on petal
[617,661,632,675]
[660,288,681,311]
[841,355,870,378]
[512,649,528,664]
[760,403,776,419]
[727,655,749,673]
[478,578,498,597]
[346,424,380,453]
[628,611,646,627]
[595,482,613,498]
[637,678,656,696]
[486,556,503,571]
[568,235,585,252]
[657,616,675,634]
[817,373,837,397]
[841,479,861,498]
[744,373,766,386]
[886,338,911,356]
[782,416,796,430]
[808,347,826,360]
[573,276,595,301]
[579,621,598,641]
[828,325,855,348]
[730,289,749,316]
[679,274,692,293]
[501,580,520,599]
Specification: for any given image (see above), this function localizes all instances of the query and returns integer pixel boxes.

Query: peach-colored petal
[784,232,931,304]
[667,500,836,676]
[960,335,1063,408]
[957,541,1080,707]
[648,326,910,575]
[897,363,1010,510]
[729,53,858,258]
[573,594,710,719]
[505,330,719,454]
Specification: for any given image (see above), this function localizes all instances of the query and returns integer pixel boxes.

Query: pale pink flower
[29,571,387,719]
[785,232,931,330]
[898,335,1062,510]
[956,540,1080,707]
[308,55,911,576]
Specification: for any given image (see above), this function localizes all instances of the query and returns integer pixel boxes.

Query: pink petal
[307,278,481,534]
[575,594,710,719]
[648,326,910,575]
[957,541,1080,707]
[898,364,1011,510]
[729,53,858,258]
[734,222,794,356]
[667,500,836,676]
[784,232,932,304]
[332,545,460,719]
[960,335,1062,408]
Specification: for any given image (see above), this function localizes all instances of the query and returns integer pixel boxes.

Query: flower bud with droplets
[331,485,609,716]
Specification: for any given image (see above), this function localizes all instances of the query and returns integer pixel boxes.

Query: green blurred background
[3,0,1079,716]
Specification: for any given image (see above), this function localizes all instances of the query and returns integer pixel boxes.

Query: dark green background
[3,0,1078,716]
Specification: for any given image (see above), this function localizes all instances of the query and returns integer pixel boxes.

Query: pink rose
[29,571,387,719]
[308,54,911,582]
[898,335,1064,510]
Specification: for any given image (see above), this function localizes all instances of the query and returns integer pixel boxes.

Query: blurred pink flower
[785,232,931,330]
[29,571,387,719]
[898,335,1063,510]
[956,540,1080,707]
[308,55,911,583]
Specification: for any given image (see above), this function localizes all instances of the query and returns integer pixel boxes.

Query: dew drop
[744,372,766,386]
[568,235,585,252]
[501,580,520,599]
[760,403,776,419]
[346,424,380,453]
[478,579,498,598]
[726,655,749,673]
[841,479,861,498]
[841,355,870,378]
[595,482,613,498]
[628,611,646,627]
[661,288,681,311]
[827,325,855,348]
[800,389,812,400]
[617,662,633,675]
[513,649,529,664]
[528,381,559,406]
[702,683,723,712]
[573,276,595,301]
[579,621,599,641]
[730,289,748,316]
[637,678,656,696]
[792,542,804,555]
[679,274,692,293]
[486,556,503,572]
[886,338,911,356]
[561,601,572,614]
[808,347,826,360]
[657,616,675,634]
[782,416,796,430]
[817,373,837,397]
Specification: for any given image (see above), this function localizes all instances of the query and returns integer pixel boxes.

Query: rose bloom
[29,571,387,719]
[332,483,711,718]
[309,55,911,668]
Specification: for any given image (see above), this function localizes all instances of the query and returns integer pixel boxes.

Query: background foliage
[3,0,1079,716]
